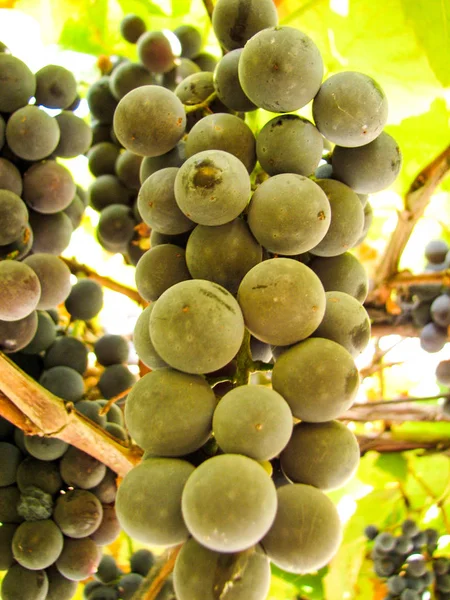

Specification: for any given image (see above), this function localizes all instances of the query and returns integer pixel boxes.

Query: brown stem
[368,144,450,303]
[357,435,450,454]
[0,353,142,476]
[370,321,419,338]
[342,401,449,422]
[131,546,182,600]
[98,387,132,416]
[61,256,146,306]
[387,269,450,289]
[202,0,214,21]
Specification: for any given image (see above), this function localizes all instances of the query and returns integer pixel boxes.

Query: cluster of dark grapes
[0,411,122,600]
[365,519,449,600]
[84,549,175,600]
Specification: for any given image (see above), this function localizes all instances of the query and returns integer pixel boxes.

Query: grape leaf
[374,453,408,482]
[171,0,192,16]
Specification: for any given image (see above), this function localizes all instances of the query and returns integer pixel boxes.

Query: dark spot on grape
[252,285,268,290]
[193,161,222,189]
[350,322,370,351]
[199,288,235,313]
[345,367,359,396]
[317,211,326,220]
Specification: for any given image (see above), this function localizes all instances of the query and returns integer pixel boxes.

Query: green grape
[40,366,84,401]
[139,142,185,184]
[0,524,17,570]
[109,62,155,100]
[174,539,271,600]
[0,158,23,196]
[149,279,245,374]
[212,0,278,51]
[0,54,36,112]
[12,520,63,569]
[272,338,359,421]
[0,189,28,246]
[97,204,136,253]
[212,385,293,460]
[175,71,229,130]
[89,504,121,546]
[6,105,60,161]
[16,457,62,496]
[116,457,195,545]
[185,113,257,173]
[76,401,107,428]
[44,336,88,374]
[135,244,191,301]
[185,218,262,294]
[115,150,143,191]
[125,368,216,456]
[280,421,360,490]
[60,447,106,489]
[174,150,251,226]
[0,442,22,486]
[54,111,93,158]
[174,24,202,58]
[138,31,177,73]
[65,279,103,321]
[162,58,201,91]
[87,77,118,125]
[0,260,41,322]
[45,565,78,600]
[247,174,331,255]
[256,114,323,176]
[137,167,195,234]
[312,291,371,357]
[35,65,77,109]
[0,485,23,523]
[95,555,121,584]
[23,254,71,311]
[309,252,369,302]
[310,179,364,257]
[149,228,191,248]
[261,484,342,573]
[89,175,132,212]
[94,334,129,366]
[213,49,257,112]
[1,564,48,600]
[425,240,448,264]
[237,258,326,346]
[182,454,277,552]
[238,27,323,112]
[312,72,388,147]
[0,225,33,261]
[53,489,103,539]
[194,52,218,72]
[23,161,75,214]
[354,200,373,246]
[29,210,73,255]
[88,142,121,177]
[133,304,168,370]
[63,194,84,230]
[114,86,186,156]
[55,537,101,581]
[120,14,146,43]
[98,364,136,399]
[17,485,53,521]
[130,549,154,576]
[24,433,68,460]
[420,322,447,353]
[332,131,402,194]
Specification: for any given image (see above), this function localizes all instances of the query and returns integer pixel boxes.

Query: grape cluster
[365,519,449,600]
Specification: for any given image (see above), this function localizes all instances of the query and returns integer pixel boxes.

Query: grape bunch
[365,519,449,600]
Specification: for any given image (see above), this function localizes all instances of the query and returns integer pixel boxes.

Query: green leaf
[171,0,192,17]
[401,0,450,87]
[375,453,408,482]
[115,0,169,17]
[391,420,450,443]
[271,564,326,599]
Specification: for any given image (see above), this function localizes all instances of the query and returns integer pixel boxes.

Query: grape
[109,62,155,100]
[0,54,36,112]
[125,368,216,456]
[194,52,218,72]
[400,591,420,600]
[0,114,4,149]
[89,175,132,212]
[87,77,118,125]
[425,527,439,548]
[94,334,129,366]
[247,174,331,255]
[332,132,402,194]
[0,524,17,570]
[117,574,143,599]
[89,504,121,546]
[90,470,117,507]
[6,105,60,161]
[186,218,262,294]
[24,255,71,313]
[150,228,191,248]
[387,575,407,594]
[280,420,359,490]
[24,434,68,461]
[174,149,251,226]
[84,580,102,598]
[431,294,450,327]
[135,244,191,301]
[185,113,256,173]
[405,556,427,577]
[2,564,48,600]
[272,338,359,421]
[63,194,85,229]
[0,442,22,486]
[237,258,326,346]
[29,210,73,254]
[60,446,107,489]
[98,364,136,399]
[54,111,93,158]
[0,190,28,245]
[75,401,107,428]
[238,27,323,112]
[56,537,101,581]
[182,453,276,552]
[213,49,257,112]
[137,31,177,73]
[139,142,186,183]
[35,65,77,109]
[0,485,23,523]
[364,525,379,540]
[212,0,278,51]
[0,260,41,322]
[23,161,75,214]
[162,58,201,91]
[434,558,450,575]
[420,321,447,353]
[309,252,369,302]
[312,72,388,147]
[309,179,364,257]
[425,239,448,264]
[54,489,103,539]
[0,158,23,196]
[354,200,373,246]
[115,150,142,190]
[12,519,63,569]
[91,122,114,145]
[65,279,104,321]
[17,485,53,521]
[150,279,245,374]
[95,555,121,584]
[17,457,62,496]
[312,291,371,357]
[120,14,146,43]
[374,557,397,577]
[175,71,228,130]
[39,366,85,402]
[138,167,194,234]
[261,483,342,574]
[130,549,154,576]
[98,204,136,252]
[45,565,78,600]
[116,457,195,545]
[174,24,202,58]
[437,574,450,592]
[256,114,323,176]
[394,535,414,555]
[44,336,88,374]
[374,532,397,552]
[0,311,38,354]
[0,224,33,261]
[88,142,121,177]
[105,422,128,441]
[133,304,169,370]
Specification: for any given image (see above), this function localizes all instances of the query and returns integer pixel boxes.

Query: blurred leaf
[115,0,169,18]
[391,420,450,443]
[271,564,326,599]
[171,0,192,16]
[401,0,450,87]
[403,453,450,511]
[375,453,408,482]
[357,451,400,488]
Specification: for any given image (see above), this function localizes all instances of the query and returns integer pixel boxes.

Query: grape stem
[234,329,253,386]
[184,91,218,114]
[98,386,133,416]
[202,0,214,22]
[131,545,182,600]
